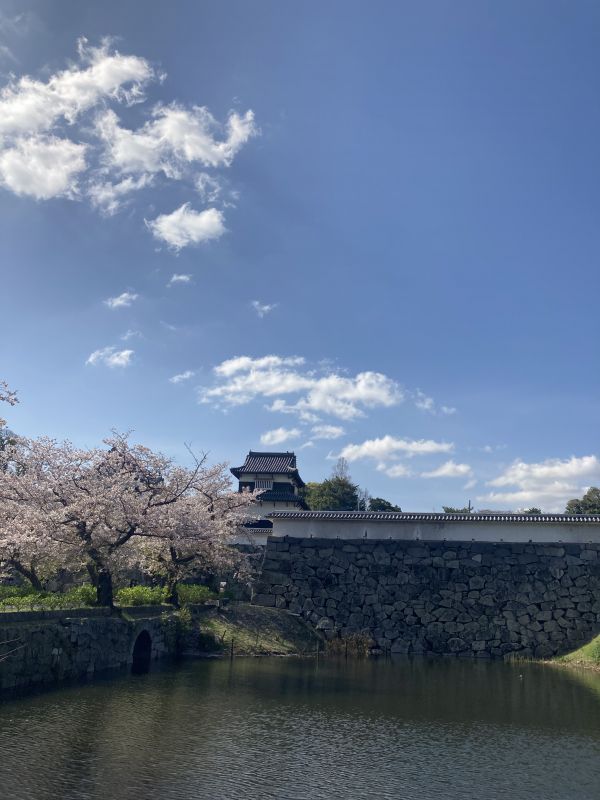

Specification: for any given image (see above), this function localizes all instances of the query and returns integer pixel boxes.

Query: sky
[1,0,599,512]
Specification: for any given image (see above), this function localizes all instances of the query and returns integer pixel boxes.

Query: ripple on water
[0,657,599,800]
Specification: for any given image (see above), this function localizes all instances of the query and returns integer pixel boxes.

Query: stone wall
[255,538,600,659]
[0,607,177,693]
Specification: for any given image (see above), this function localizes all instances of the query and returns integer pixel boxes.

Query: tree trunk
[86,561,114,608]
[96,570,114,609]
[10,559,43,591]
[165,576,180,608]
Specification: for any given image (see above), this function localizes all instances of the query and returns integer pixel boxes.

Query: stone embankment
[255,538,600,659]
[0,607,177,693]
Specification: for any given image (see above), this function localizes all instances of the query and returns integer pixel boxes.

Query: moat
[1,657,599,800]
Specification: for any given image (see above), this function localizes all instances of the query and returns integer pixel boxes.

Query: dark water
[1,657,599,800]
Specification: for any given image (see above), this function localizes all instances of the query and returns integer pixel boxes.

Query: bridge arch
[131,629,152,674]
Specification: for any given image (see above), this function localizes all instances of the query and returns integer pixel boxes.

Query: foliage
[0,584,97,610]
[177,584,217,604]
[565,487,600,515]
[0,584,37,601]
[114,583,217,607]
[442,506,472,513]
[369,497,402,512]
[115,585,169,606]
[523,507,542,515]
[304,477,360,511]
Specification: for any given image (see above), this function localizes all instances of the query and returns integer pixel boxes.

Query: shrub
[177,584,217,605]
[115,585,169,607]
[0,584,97,610]
[0,584,38,601]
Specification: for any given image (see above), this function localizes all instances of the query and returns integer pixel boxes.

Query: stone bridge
[255,512,600,659]
[0,606,177,693]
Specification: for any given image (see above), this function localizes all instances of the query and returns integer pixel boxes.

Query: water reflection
[0,657,599,800]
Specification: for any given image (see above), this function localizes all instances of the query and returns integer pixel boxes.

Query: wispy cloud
[88,174,151,215]
[382,463,413,478]
[195,172,222,202]
[105,291,138,309]
[414,390,456,416]
[168,273,192,287]
[251,300,277,318]
[201,354,404,421]
[311,424,345,440]
[86,346,133,368]
[340,435,454,463]
[421,460,472,479]
[121,329,141,341]
[169,370,195,384]
[260,427,301,446]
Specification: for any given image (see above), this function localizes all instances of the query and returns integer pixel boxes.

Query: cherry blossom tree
[0,381,17,428]
[0,430,257,606]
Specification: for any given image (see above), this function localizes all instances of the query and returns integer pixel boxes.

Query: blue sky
[1,0,599,512]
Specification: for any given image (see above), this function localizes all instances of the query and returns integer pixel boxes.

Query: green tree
[303,477,359,511]
[369,497,402,512]
[565,487,600,515]
[442,505,472,513]
[303,458,360,511]
[523,507,542,515]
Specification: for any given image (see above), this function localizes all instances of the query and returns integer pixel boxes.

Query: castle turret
[230,451,307,516]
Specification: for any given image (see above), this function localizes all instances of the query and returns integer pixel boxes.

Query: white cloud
[195,172,222,202]
[146,203,225,249]
[215,355,305,377]
[441,405,457,415]
[168,273,192,286]
[414,391,434,413]
[414,390,456,416]
[104,291,138,309]
[0,38,153,138]
[201,355,403,421]
[169,370,195,384]
[88,173,151,215]
[340,435,453,463]
[0,136,86,198]
[0,39,256,246]
[478,455,600,512]
[421,460,473,479]
[121,329,141,341]
[86,346,133,368]
[381,463,413,478]
[260,427,301,446]
[95,105,256,177]
[251,300,277,318]
[311,424,345,440]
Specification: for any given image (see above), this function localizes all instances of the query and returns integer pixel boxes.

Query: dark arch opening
[131,630,152,674]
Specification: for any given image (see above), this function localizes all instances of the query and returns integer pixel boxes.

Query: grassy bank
[554,634,600,671]
[189,604,322,657]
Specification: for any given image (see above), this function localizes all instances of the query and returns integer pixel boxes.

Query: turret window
[255,479,273,490]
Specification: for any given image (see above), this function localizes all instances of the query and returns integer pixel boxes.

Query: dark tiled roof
[266,511,600,524]
[231,451,305,486]
[257,490,307,508]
